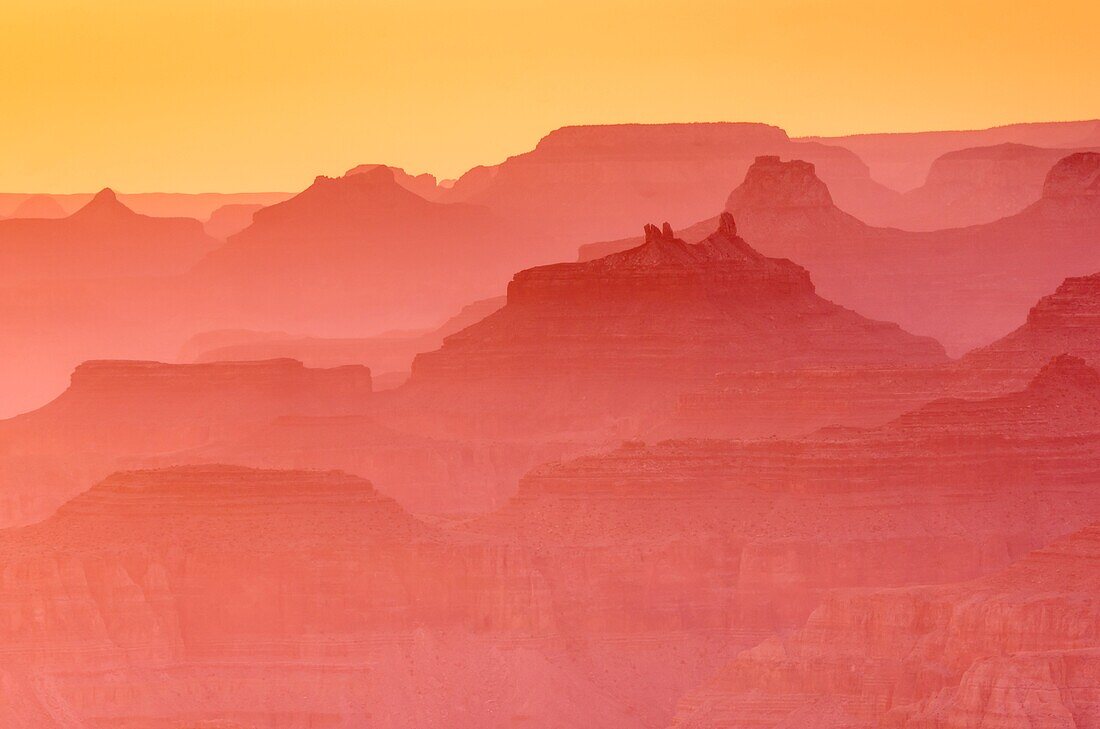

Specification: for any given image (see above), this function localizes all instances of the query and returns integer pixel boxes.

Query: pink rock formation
[0,465,722,727]
[0,358,371,526]
[193,166,516,334]
[478,356,1100,627]
[442,123,898,252]
[403,215,944,438]
[345,163,446,201]
[670,524,1100,728]
[0,188,219,284]
[582,153,1100,354]
[885,143,1100,230]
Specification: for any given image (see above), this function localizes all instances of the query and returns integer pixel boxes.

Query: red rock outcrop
[442,123,899,252]
[582,153,1100,355]
[0,464,737,728]
[669,524,1100,729]
[404,214,944,437]
[0,359,371,526]
[0,189,219,284]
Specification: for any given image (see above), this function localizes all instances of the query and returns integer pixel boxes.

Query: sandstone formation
[0,359,371,526]
[402,214,944,438]
[670,524,1100,728]
[441,123,899,251]
[583,153,1100,354]
[193,166,515,335]
[0,465,732,727]
[887,143,1099,230]
[476,356,1100,633]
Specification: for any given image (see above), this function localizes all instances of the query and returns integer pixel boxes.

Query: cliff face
[887,143,1094,230]
[442,123,897,251]
[0,359,372,526]
[0,465,743,728]
[471,358,1100,649]
[669,525,1100,729]
[0,466,620,729]
[581,153,1100,355]
[960,271,1100,383]
[404,215,943,437]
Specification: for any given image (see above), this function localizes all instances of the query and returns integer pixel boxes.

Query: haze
[3,0,1099,192]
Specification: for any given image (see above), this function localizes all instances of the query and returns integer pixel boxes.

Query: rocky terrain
[670,523,1100,728]
[440,123,900,249]
[583,152,1100,355]
[0,358,372,526]
[403,214,944,438]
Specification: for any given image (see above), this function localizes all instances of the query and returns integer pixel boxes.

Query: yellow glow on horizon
[2,0,1099,192]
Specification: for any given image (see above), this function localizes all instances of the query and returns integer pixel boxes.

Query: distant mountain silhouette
[803,118,1100,191]
[192,167,516,335]
[7,194,67,219]
[0,188,219,284]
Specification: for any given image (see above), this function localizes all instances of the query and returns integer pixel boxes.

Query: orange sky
[3,0,1099,193]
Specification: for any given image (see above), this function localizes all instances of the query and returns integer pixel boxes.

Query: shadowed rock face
[961,271,1100,375]
[0,359,371,527]
[0,188,218,284]
[402,215,944,438]
[669,524,1100,729]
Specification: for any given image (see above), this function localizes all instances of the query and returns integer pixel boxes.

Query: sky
[2,0,1099,193]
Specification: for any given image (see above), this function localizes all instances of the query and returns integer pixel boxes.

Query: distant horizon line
[4,115,1098,197]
